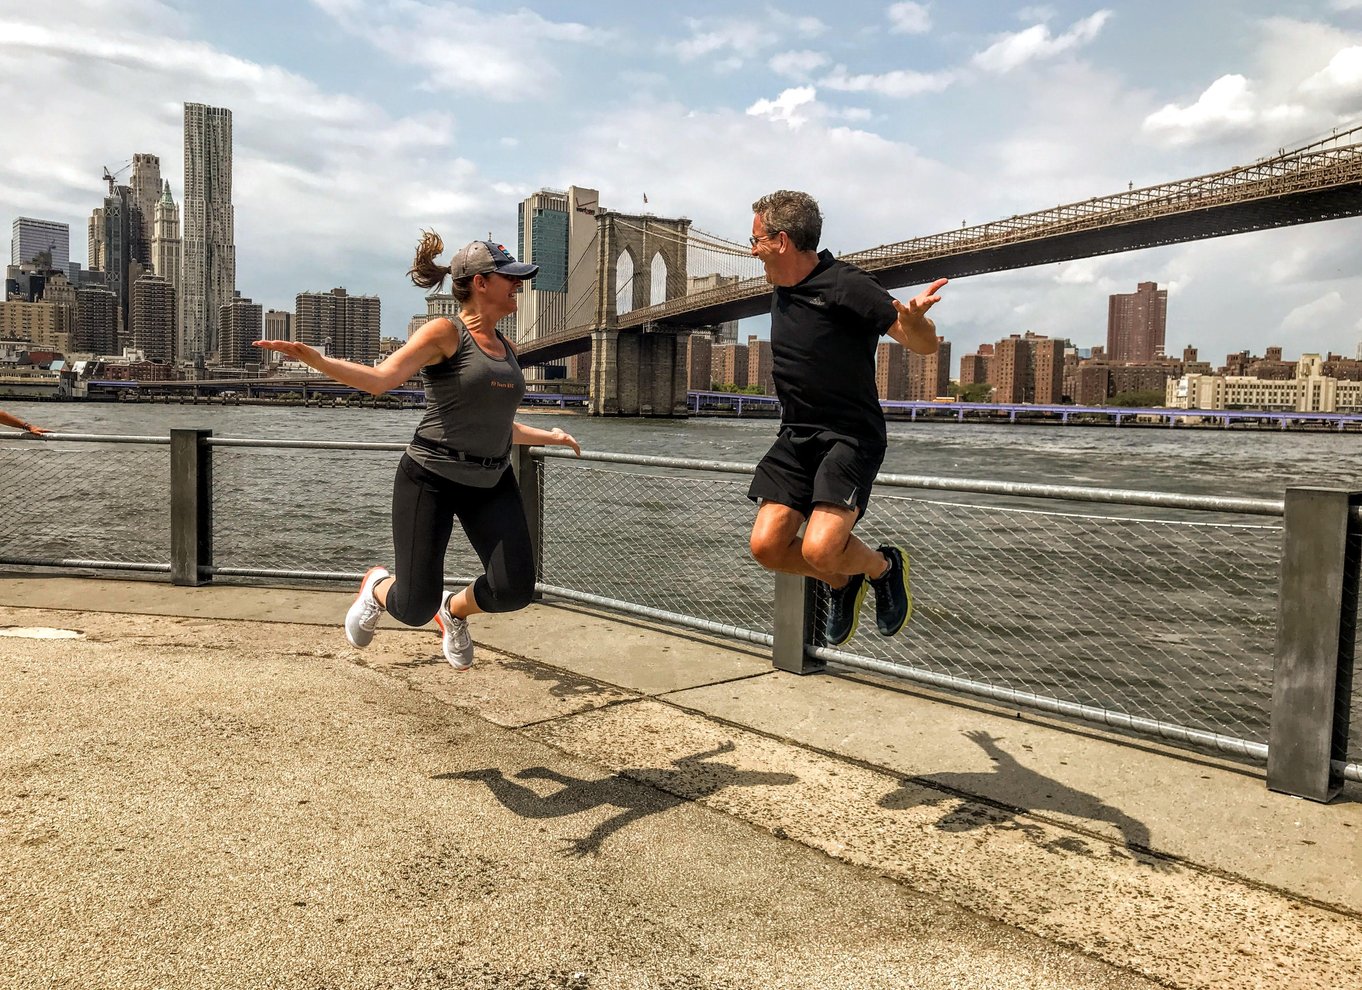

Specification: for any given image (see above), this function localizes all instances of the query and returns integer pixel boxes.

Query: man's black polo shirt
[769,249,897,446]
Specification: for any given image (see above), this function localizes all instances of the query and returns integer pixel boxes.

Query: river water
[2,399,1358,761]
[8,398,1362,496]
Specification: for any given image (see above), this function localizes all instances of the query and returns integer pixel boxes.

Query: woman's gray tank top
[405,317,526,487]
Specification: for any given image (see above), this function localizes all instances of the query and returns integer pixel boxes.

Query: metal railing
[1,429,1356,798]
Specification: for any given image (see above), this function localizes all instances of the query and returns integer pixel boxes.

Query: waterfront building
[1166,354,1362,412]
[11,218,70,271]
[0,298,74,353]
[686,333,712,391]
[991,335,1029,404]
[747,335,774,395]
[712,341,748,390]
[876,340,907,400]
[1069,364,1111,405]
[959,344,993,388]
[182,102,236,363]
[218,294,262,368]
[1107,281,1167,362]
[908,337,952,401]
[130,273,176,363]
[295,287,379,365]
[263,309,292,343]
[688,274,739,343]
[1028,336,1063,404]
[72,285,118,354]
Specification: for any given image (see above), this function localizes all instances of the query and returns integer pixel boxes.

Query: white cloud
[674,16,769,62]
[671,10,825,66]
[971,10,1113,74]
[1142,74,1307,145]
[309,0,601,100]
[746,87,819,128]
[820,65,955,98]
[1282,291,1345,335]
[770,49,830,79]
[887,3,931,35]
[1299,46,1362,105]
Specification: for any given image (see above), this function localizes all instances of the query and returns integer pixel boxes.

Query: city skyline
[3,2,1362,359]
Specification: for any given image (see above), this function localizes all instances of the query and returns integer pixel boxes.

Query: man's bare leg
[750,501,888,587]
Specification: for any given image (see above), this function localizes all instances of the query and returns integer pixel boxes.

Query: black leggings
[385,454,535,626]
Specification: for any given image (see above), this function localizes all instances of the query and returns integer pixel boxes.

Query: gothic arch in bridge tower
[597,212,691,327]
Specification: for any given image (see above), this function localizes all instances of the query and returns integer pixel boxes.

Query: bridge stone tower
[589,210,692,416]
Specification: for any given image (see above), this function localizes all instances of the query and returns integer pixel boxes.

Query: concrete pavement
[1,575,1359,989]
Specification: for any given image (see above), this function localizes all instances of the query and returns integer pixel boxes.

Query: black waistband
[409,434,509,469]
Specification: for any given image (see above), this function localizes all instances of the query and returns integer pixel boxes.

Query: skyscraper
[128,153,162,261]
[151,181,182,333]
[1106,281,1167,363]
[88,185,145,347]
[182,102,236,362]
[11,217,70,271]
[514,186,599,346]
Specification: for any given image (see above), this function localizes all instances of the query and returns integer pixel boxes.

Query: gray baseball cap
[450,240,539,280]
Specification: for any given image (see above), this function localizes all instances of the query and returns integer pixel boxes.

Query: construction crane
[101,160,132,196]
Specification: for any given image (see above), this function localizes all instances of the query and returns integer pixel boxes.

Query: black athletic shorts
[747,426,886,520]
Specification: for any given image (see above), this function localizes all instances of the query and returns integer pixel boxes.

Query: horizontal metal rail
[0,556,170,573]
[4,432,171,445]
[536,447,1285,515]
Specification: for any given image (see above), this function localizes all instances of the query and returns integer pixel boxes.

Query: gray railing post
[513,444,544,599]
[1267,486,1359,801]
[170,428,213,586]
[772,573,825,675]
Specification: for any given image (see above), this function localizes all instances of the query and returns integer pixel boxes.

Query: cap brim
[498,262,539,279]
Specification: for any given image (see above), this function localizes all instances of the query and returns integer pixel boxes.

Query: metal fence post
[170,428,213,586]
[1267,486,1359,801]
[513,444,544,599]
[772,572,825,675]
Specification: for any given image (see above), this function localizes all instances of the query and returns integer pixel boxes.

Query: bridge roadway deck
[2,576,1359,990]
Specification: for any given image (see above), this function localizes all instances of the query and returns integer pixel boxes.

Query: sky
[5,0,1362,369]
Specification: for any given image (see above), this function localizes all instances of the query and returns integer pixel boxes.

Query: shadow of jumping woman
[439,742,798,858]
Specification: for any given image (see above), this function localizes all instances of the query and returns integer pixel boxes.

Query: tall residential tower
[182,102,236,363]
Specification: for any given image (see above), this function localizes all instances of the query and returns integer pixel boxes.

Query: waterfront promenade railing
[0,429,1356,798]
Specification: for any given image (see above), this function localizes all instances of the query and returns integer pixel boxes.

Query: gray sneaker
[435,591,474,670]
[344,566,389,648]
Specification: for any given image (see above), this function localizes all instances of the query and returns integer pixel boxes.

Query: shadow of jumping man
[879,729,1170,869]
[439,741,797,858]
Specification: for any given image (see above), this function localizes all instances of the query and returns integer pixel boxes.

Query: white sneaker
[344,566,390,648]
[435,591,474,670]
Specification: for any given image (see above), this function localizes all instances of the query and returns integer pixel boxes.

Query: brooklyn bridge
[505,122,1362,416]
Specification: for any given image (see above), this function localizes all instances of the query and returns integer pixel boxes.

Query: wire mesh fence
[0,432,1356,773]
[207,443,483,581]
[540,460,772,635]
[831,492,1285,752]
[0,436,169,567]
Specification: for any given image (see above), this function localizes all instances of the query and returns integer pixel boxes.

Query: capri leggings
[384,453,535,626]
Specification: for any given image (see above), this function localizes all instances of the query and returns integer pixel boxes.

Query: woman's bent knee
[475,576,535,614]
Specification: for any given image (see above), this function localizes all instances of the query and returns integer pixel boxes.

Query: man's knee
[801,533,846,574]
[749,529,786,570]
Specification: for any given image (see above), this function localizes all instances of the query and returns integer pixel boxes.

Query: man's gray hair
[752,190,823,252]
